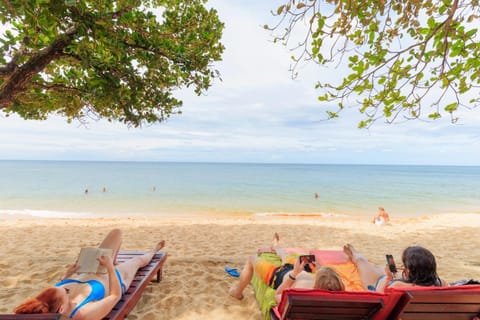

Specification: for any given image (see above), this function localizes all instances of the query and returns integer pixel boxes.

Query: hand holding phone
[299,255,316,272]
[386,254,397,273]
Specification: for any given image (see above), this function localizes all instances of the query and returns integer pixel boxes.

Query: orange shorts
[254,258,278,285]
[254,254,298,286]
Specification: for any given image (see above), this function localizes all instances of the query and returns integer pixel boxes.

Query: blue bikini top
[55,278,105,318]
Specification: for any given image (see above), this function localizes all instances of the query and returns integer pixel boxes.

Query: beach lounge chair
[271,288,404,320]
[0,251,167,320]
[387,284,480,320]
[252,249,404,320]
[0,316,61,320]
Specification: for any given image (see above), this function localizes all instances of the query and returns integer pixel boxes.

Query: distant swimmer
[84,188,89,195]
[102,187,107,192]
[372,207,390,225]
[314,192,319,199]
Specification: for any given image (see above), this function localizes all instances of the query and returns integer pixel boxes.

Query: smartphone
[386,254,397,273]
[299,254,315,264]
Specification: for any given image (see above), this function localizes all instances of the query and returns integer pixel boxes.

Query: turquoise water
[0,161,479,218]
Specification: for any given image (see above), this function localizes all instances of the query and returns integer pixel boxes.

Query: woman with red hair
[14,229,165,319]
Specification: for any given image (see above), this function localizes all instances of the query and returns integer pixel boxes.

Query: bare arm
[73,255,121,320]
[275,258,305,303]
[60,263,79,281]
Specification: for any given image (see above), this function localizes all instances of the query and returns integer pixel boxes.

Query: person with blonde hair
[314,266,345,291]
[229,233,345,303]
[274,263,345,302]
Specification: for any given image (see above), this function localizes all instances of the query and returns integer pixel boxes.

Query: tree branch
[0,29,76,108]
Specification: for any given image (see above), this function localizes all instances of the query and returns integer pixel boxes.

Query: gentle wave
[1,209,96,218]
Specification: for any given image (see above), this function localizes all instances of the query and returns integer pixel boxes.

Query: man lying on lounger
[14,229,165,320]
[228,233,344,302]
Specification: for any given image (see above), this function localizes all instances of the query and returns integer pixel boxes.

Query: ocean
[0,160,479,218]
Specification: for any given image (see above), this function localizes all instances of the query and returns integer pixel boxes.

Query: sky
[0,1,479,165]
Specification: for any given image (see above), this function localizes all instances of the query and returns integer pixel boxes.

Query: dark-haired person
[14,229,165,320]
[343,244,447,292]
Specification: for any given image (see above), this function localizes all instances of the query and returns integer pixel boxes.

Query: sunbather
[343,244,447,292]
[372,207,390,225]
[228,233,344,302]
[14,229,165,320]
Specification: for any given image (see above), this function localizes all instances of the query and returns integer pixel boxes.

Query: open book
[77,247,114,274]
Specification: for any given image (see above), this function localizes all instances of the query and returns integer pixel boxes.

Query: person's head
[14,287,69,314]
[401,246,439,286]
[313,266,345,291]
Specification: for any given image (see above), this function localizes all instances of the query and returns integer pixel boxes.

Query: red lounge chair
[0,251,167,320]
[271,288,404,320]
[387,284,480,320]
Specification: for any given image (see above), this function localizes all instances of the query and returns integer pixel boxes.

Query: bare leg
[229,233,285,300]
[99,229,122,263]
[116,240,165,289]
[228,256,256,300]
[343,244,385,289]
[271,233,290,263]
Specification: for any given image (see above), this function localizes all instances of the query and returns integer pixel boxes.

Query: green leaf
[444,102,458,113]
[0,0,225,127]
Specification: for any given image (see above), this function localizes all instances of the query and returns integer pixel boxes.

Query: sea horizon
[3,158,480,166]
[0,160,479,219]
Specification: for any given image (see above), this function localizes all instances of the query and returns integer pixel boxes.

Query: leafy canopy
[0,0,224,126]
[268,0,480,128]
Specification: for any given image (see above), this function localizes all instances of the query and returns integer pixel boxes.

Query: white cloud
[0,1,478,165]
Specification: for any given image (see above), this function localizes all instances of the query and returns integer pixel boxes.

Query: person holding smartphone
[228,233,344,302]
[343,244,447,292]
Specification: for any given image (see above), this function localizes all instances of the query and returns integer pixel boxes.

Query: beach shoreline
[1,213,479,319]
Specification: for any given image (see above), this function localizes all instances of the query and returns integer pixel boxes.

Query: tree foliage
[0,0,224,126]
[268,0,480,127]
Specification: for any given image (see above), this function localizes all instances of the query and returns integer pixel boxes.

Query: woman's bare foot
[343,244,361,264]
[154,240,166,252]
[228,286,244,300]
[343,244,354,261]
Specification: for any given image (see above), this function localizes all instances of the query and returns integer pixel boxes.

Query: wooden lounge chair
[0,315,61,320]
[103,251,167,319]
[271,288,405,320]
[0,251,167,320]
[387,285,480,320]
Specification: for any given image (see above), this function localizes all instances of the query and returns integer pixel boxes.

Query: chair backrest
[387,285,480,320]
[281,294,384,320]
[273,289,406,320]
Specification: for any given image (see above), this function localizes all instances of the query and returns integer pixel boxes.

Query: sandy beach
[0,213,479,319]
